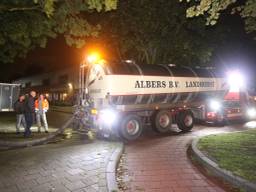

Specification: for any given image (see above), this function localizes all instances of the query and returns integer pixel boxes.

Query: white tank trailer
[85,61,229,140]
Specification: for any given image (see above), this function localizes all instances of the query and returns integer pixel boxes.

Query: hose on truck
[0,103,95,149]
[0,117,74,149]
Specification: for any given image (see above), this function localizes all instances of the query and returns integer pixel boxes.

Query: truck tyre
[215,117,226,127]
[119,114,143,141]
[177,110,194,132]
[151,110,172,133]
[216,121,226,127]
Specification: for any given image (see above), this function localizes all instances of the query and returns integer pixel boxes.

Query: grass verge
[198,129,256,183]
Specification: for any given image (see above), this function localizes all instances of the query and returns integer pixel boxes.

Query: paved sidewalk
[0,136,122,192]
[0,111,70,133]
[120,124,249,192]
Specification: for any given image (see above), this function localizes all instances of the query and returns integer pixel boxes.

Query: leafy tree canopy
[0,0,117,63]
[100,0,227,66]
[182,0,256,37]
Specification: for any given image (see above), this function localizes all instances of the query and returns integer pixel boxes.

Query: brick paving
[0,136,122,192]
[121,123,250,192]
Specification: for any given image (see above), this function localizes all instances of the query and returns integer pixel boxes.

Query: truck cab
[203,89,256,125]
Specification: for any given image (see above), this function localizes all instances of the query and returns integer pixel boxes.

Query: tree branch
[0,5,41,12]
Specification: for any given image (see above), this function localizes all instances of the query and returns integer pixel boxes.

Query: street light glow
[87,53,100,63]
[68,83,73,90]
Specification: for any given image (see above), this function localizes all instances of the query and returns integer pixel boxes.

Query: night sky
[211,15,256,89]
[0,36,114,82]
[0,37,84,82]
[1,13,256,89]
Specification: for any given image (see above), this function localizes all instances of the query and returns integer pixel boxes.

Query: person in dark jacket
[14,94,26,134]
[24,91,36,137]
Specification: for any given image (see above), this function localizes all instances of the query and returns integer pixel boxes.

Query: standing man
[35,94,49,133]
[14,94,26,134]
[24,91,36,137]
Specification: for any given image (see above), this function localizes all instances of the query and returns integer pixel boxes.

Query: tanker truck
[83,60,228,140]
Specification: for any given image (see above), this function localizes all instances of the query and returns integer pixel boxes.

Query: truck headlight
[209,100,221,111]
[100,109,118,126]
[247,108,256,118]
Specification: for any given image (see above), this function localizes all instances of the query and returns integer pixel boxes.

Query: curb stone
[191,137,256,192]
[106,142,124,192]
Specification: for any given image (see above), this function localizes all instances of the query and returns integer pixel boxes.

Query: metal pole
[0,85,2,111]
[10,85,13,110]
[81,66,84,103]
[83,66,86,101]
[79,64,82,105]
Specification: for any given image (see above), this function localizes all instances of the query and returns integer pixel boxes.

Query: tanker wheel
[151,110,172,133]
[215,115,226,127]
[177,110,194,132]
[119,114,143,141]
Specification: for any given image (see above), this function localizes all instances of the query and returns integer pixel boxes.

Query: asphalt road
[119,121,256,192]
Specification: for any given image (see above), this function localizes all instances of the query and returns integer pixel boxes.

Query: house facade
[13,67,80,105]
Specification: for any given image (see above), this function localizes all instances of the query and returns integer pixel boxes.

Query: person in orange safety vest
[35,94,49,133]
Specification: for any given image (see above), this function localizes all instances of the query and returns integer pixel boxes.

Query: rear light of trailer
[207,112,216,118]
